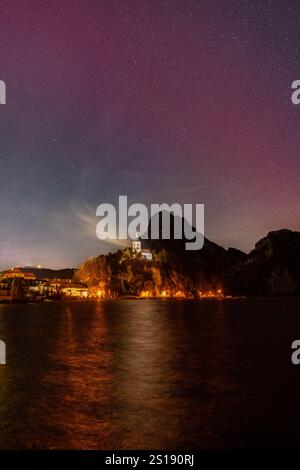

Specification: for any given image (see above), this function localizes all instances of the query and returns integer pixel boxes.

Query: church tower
[132,239,142,254]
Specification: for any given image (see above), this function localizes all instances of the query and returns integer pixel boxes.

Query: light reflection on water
[0,298,300,449]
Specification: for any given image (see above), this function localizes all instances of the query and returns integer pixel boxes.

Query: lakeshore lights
[199,289,223,298]
[160,290,171,298]
[173,290,185,298]
[139,290,186,298]
[96,196,204,251]
[139,290,151,298]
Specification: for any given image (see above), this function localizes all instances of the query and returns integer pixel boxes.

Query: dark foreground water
[0,298,300,449]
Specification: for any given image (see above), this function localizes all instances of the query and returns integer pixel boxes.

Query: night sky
[1,0,300,269]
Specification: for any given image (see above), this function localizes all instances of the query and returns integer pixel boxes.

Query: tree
[11,278,26,300]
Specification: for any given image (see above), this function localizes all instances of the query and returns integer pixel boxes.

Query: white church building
[132,240,153,261]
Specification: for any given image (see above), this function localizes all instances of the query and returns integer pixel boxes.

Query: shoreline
[3,296,292,305]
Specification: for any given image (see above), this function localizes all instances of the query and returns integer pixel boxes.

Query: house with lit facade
[0,268,36,281]
[132,239,153,261]
[61,284,89,299]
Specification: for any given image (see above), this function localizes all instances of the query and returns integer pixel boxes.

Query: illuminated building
[0,268,36,281]
[132,240,153,261]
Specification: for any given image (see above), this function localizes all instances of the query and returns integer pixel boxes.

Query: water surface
[0,298,300,449]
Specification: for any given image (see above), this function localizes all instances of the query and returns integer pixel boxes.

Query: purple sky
[0,0,300,269]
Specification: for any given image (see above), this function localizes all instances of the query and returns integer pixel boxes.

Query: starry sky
[0,0,300,269]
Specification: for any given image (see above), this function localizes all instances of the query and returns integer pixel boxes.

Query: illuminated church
[132,239,152,261]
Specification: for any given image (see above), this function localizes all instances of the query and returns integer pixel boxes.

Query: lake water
[0,298,300,449]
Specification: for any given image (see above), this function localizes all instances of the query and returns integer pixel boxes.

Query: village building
[132,240,153,261]
[0,281,11,301]
[61,284,88,299]
[0,268,36,281]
